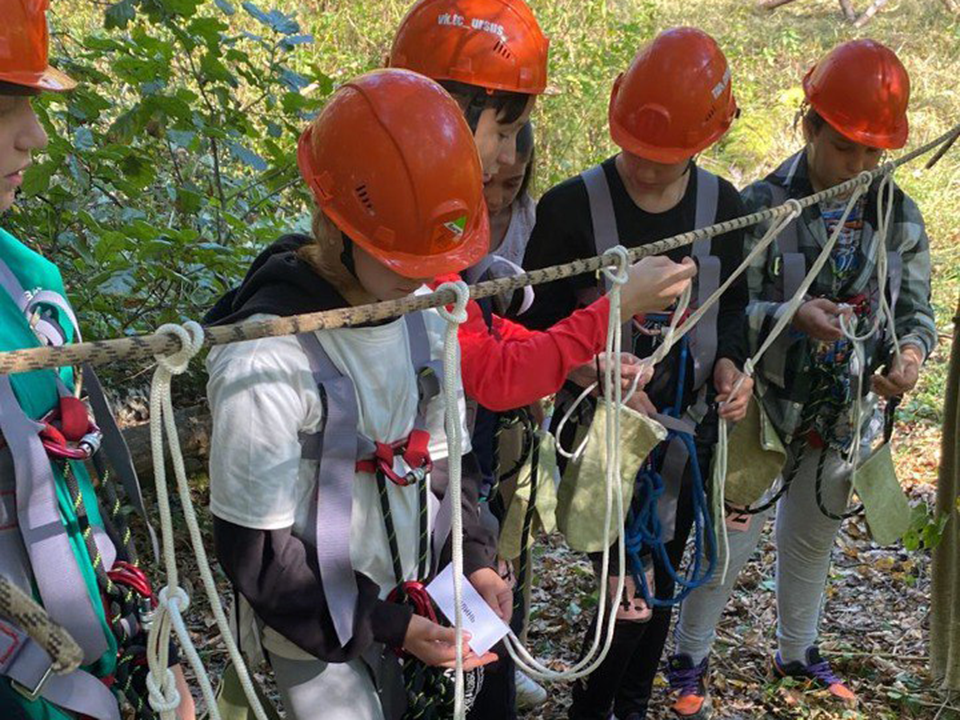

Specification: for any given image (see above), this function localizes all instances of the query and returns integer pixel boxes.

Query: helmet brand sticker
[444,215,468,237]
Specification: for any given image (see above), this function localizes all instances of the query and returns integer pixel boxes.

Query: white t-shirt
[206,300,469,658]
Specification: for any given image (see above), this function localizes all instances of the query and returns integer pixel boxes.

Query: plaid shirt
[742,150,937,442]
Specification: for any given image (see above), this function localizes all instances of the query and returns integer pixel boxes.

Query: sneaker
[514,669,547,709]
[666,654,712,718]
[772,646,857,705]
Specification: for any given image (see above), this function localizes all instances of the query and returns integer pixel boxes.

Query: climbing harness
[0,122,952,719]
[0,256,164,720]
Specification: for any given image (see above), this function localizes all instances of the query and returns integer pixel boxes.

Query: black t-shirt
[520,156,748,412]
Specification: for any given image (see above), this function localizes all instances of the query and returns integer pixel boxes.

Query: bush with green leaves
[7,0,329,341]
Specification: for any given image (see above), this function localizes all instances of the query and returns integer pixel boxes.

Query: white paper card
[425,564,510,656]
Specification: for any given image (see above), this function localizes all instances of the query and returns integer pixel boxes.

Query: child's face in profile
[483,155,528,217]
[352,242,430,301]
[0,94,47,213]
[472,96,534,183]
[805,120,883,193]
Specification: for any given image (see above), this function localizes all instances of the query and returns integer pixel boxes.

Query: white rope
[502,246,630,682]
[711,172,878,559]
[146,321,271,720]
[435,280,471,720]
[838,169,901,467]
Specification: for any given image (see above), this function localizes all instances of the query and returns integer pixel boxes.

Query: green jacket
[742,151,937,443]
[0,227,117,719]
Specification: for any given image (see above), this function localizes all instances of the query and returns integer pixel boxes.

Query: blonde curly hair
[298,208,375,306]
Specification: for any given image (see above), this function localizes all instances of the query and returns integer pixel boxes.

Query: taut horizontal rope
[1,120,957,377]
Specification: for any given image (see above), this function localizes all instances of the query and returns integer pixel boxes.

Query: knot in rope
[782,198,803,221]
[601,245,630,287]
[158,586,190,614]
[155,321,204,375]
[146,667,181,714]
[856,170,877,189]
[435,280,470,326]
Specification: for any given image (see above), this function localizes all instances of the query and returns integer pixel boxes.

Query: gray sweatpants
[268,651,385,720]
[674,444,855,666]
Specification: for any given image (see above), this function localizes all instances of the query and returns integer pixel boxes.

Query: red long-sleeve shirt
[454,291,612,411]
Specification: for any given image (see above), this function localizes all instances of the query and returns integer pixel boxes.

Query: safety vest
[0,233,155,720]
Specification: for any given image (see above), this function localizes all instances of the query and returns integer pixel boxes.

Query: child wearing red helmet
[520,27,753,720]
[670,39,936,718]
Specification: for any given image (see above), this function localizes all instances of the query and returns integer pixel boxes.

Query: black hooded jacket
[206,235,496,662]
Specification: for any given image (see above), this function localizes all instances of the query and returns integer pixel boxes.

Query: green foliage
[9,0,329,340]
[902,502,951,552]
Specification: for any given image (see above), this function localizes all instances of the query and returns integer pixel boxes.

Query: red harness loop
[840,292,871,318]
[356,429,433,486]
[38,396,101,460]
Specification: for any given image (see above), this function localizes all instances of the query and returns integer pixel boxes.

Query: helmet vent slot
[355,184,374,212]
[493,40,513,60]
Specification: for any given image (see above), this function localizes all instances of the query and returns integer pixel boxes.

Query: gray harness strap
[0,449,32,595]
[688,167,721,392]
[770,184,806,302]
[296,312,447,648]
[0,618,120,720]
[296,331,363,649]
[0,377,108,663]
[580,164,633,341]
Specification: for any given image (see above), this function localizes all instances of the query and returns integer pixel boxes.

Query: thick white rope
[435,280,472,720]
[502,246,630,682]
[146,321,271,720]
[838,170,901,467]
[3,120,959,378]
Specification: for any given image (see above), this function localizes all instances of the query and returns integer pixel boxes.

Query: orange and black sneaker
[772,647,858,706]
[666,654,712,718]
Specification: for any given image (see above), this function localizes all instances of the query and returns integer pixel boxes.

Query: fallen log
[121,404,212,482]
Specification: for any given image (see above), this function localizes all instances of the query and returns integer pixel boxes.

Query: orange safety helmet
[0,0,76,92]
[389,0,549,95]
[297,69,489,279]
[803,39,909,150]
[609,27,737,164]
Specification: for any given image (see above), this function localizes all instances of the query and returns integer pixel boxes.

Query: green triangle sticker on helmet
[444,214,468,238]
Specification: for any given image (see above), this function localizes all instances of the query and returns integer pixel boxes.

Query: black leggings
[568,442,707,720]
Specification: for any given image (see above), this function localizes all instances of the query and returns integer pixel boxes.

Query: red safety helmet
[0,0,76,92]
[609,27,737,164]
[389,0,549,95]
[803,39,909,150]
[297,69,489,279]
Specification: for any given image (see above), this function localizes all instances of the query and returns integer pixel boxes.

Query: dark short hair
[516,121,535,198]
[796,103,827,136]
[438,79,530,132]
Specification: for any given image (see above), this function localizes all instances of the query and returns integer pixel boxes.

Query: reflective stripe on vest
[579,163,721,391]
[294,311,453,647]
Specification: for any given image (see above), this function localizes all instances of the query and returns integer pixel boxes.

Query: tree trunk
[839,0,857,21]
[122,404,212,482]
[930,292,960,688]
[854,0,889,27]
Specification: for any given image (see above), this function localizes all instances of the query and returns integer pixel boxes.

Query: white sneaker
[515,670,548,709]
